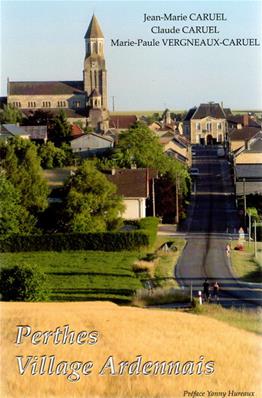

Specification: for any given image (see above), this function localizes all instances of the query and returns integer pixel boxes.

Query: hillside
[1,302,261,398]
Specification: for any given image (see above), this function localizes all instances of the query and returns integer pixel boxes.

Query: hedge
[0,217,159,253]
[0,231,151,253]
[138,217,159,246]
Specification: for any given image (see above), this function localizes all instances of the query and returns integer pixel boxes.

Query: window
[73,101,81,108]
[43,101,51,108]
[28,102,36,108]
[217,122,222,130]
[57,101,66,108]
[13,102,21,108]
[206,122,212,132]
[196,122,201,131]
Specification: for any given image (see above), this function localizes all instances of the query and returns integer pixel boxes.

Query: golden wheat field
[0,302,261,398]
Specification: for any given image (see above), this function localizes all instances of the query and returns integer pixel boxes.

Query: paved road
[176,145,262,308]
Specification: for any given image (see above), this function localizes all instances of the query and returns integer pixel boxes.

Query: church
[6,15,109,132]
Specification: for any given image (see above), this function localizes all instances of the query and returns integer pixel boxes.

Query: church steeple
[85,15,104,39]
[83,15,107,110]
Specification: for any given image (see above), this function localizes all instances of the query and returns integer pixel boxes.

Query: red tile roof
[71,124,84,138]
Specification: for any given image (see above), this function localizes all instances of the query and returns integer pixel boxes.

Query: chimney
[243,114,249,127]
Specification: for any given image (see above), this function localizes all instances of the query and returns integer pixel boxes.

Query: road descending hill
[1,302,261,398]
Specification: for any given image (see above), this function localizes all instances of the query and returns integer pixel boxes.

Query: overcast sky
[1,0,262,111]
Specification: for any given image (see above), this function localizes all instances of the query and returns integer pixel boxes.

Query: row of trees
[0,138,125,235]
[1,112,190,235]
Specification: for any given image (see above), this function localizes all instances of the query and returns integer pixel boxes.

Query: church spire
[84,15,104,39]
[83,15,108,111]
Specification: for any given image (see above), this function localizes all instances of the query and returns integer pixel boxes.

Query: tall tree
[0,138,49,214]
[63,161,124,232]
[49,110,71,143]
[0,104,22,124]
[0,174,36,236]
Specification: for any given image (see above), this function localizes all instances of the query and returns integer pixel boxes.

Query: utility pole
[254,219,257,259]
[175,176,179,224]
[152,177,155,217]
[243,178,246,220]
[111,96,115,112]
[248,212,251,247]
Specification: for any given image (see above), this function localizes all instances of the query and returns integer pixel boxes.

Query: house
[183,103,227,144]
[70,132,113,157]
[106,168,156,219]
[0,123,30,140]
[0,123,48,143]
[228,126,260,152]
[233,132,262,197]
[227,114,260,130]
[159,132,190,165]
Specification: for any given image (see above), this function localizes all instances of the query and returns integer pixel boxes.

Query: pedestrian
[202,279,210,302]
[213,281,220,302]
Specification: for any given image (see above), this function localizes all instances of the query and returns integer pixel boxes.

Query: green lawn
[154,237,186,288]
[0,251,142,302]
[230,241,262,283]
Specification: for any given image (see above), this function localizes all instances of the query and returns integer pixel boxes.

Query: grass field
[230,241,262,282]
[0,237,186,303]
[1,301,261,398]
[191,303,262,335]
[0,251,142,302]
[153,237,186,288]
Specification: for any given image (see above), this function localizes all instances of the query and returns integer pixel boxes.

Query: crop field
[0,251,142,302]
[1,302,261,398]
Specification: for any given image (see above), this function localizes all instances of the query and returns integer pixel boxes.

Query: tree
[63,161,124,232]
[0,174,36,236]
[24,109,54,126]
[49,110,71,143]
[113,122,166,170]
[0,138,49,214]
[112,122,190,196]
[0,264,48,301]
[0,104,22,124]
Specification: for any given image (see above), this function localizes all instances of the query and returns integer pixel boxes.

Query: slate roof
[109,115,137,129]
[192,103,226,119]
[183,107,197,121]
[9,81,85,96]
[106,169,154,198]
[84,15,104,39]
[1,124,29,136]
[229,127,260,141]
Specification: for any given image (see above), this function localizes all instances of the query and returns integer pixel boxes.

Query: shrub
[0,264,48,301]
[132,260,156,278]
[132,287,191,307]
[138,217,159,246]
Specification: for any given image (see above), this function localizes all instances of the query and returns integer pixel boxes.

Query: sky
[1,0,262,111]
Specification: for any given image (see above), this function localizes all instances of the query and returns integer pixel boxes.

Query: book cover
[0,1,261,398]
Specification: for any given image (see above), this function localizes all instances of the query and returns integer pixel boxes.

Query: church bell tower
[83,15,108,110]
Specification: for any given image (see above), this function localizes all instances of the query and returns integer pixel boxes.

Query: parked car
[190,167,200,176]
